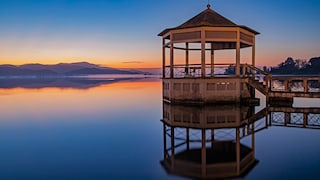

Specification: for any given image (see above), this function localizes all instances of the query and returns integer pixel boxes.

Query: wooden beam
[211,43,214,76]
[303,79,308,93]
[252,37,256,67]
[236,29,241,76]
[170,41,174,78]
[162,38,166,78]
[185,43,189,75]
[201,30,206,77]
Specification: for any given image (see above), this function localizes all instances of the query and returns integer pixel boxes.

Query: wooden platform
[244,65,320,104]
[162,63,320,105]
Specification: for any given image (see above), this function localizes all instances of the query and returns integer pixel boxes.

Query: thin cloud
[122,61,144,64]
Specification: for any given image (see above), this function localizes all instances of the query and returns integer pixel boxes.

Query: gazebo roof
[158,5,259,36]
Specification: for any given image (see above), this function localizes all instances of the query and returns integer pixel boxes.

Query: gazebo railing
[163,63,239,78]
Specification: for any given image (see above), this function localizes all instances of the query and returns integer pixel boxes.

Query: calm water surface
[0,77,319,179]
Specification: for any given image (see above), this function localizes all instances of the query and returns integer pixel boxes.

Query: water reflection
[161,103,259,179]
[0,78,161,122]
[268,107,320,129]
[0,79,164,179]
[161,102,320,179]
[0,76,155,89]
[0,78,319,179]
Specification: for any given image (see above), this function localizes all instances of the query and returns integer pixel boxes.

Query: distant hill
[0,62,144,76]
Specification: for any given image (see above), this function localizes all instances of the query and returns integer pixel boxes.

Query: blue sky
[0,0,319,67]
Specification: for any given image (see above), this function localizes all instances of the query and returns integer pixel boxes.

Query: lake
[0,76,319,179]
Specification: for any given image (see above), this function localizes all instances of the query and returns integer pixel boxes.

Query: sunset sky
[0,0,319,68]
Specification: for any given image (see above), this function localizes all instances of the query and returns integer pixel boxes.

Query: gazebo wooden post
[162,38,166,78]
[201,30,206,78]
[185,43,189,75]
[252,37,256,67]
[236,29,241,76]
[211,43,214,76]
[170,41,174,78]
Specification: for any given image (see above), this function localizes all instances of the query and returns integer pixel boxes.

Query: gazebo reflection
[161,103,260,179]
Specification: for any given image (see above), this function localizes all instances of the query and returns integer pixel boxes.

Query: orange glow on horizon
[0,58,161,69]
[0,56,310,68]
[1,48,317,68]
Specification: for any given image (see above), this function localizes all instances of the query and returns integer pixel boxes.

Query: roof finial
[207,0,211,9]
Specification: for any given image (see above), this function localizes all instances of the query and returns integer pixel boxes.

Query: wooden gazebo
[159,4,260,103]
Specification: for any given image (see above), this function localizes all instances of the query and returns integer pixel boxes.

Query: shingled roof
[177,6,236,28]
[158,5,259,36]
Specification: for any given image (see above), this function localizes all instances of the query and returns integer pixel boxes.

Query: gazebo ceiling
[158,5,259,37]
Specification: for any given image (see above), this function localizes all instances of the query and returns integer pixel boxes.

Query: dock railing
[269,76,320,93]
[244,64,272,95]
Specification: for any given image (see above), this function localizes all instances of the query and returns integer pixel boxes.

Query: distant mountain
[0,65,58,76]
[0,62,141,76]
[66,67,135,75]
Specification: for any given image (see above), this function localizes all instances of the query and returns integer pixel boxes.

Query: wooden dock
[244,64,320,106]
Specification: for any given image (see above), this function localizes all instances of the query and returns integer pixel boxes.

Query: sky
[0,0,319,68]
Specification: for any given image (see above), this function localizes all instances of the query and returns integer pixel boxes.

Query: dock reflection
[267,106,320,129]
[160,103,320,179]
